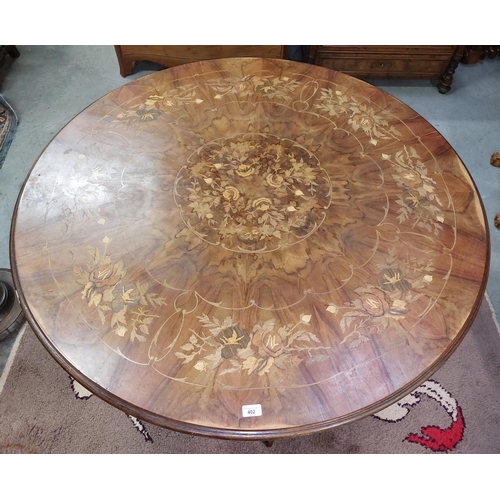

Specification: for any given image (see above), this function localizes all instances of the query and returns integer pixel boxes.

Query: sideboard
[307,45,464,93]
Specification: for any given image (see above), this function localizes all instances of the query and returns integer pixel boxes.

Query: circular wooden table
[10,58,489,441]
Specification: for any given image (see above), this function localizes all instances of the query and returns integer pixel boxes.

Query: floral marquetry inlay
[175,134,331,252]
[11,57,489,439]
[175,312,326,383]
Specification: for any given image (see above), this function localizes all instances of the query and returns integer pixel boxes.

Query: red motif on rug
[374,379,465,452]
[405,406,465,452]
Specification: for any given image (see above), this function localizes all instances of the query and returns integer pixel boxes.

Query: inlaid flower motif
[314,88,402,144]
[384,148,445,235]
[234,82,252,93]
[89,263,123,290]
[252,197,272,211]
[136,108,162,121]
[236,164,255,177]
[360,288,390,317]
[222,186,240,201]
[174,313,326,381]
[378,268,412,293]
[338,249,436,349]
[81,260,126,305]
[255,80,277,94]
[252,326,285,358]
[400,170,419,186]
[348,106,379,132]
[74,244,165,342]
[266,173,284,187]
[175,134,331,253]
[217,326,251,359]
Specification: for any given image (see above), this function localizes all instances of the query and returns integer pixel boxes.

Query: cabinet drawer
[313,46,456,79]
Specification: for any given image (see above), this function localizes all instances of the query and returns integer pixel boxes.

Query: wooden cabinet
[115,45,286,77]
[308,45,463,93]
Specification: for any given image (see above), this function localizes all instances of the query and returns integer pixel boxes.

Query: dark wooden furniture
[0,268,24,342]
[0,45,20,70]
[308,45,464,93]
[461,46,500,64]
[11,58,489,441]
[115,45,286,77]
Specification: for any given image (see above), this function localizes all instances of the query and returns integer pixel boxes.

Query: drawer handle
[371,61,389,69]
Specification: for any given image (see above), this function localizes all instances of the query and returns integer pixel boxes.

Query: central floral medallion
[174,133,332,252]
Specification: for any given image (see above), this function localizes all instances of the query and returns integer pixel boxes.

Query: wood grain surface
[10,58,489,440]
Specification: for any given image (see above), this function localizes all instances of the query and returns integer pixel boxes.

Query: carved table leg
[0,269,25,342]
[438,46,466,94]
[262,440,274,447]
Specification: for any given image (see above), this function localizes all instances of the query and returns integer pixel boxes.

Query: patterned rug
[0,295,499,453]
[0,94,17,169]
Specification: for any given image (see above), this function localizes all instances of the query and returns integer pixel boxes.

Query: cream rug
[1,296,499,453]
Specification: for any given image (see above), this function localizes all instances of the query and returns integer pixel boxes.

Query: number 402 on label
[242,404,262,417]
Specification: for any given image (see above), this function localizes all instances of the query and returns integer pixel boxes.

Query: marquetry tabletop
[10,58,489,440]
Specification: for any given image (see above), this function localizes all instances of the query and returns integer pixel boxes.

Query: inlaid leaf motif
[111,309,127,328]
[174,352,196,364]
